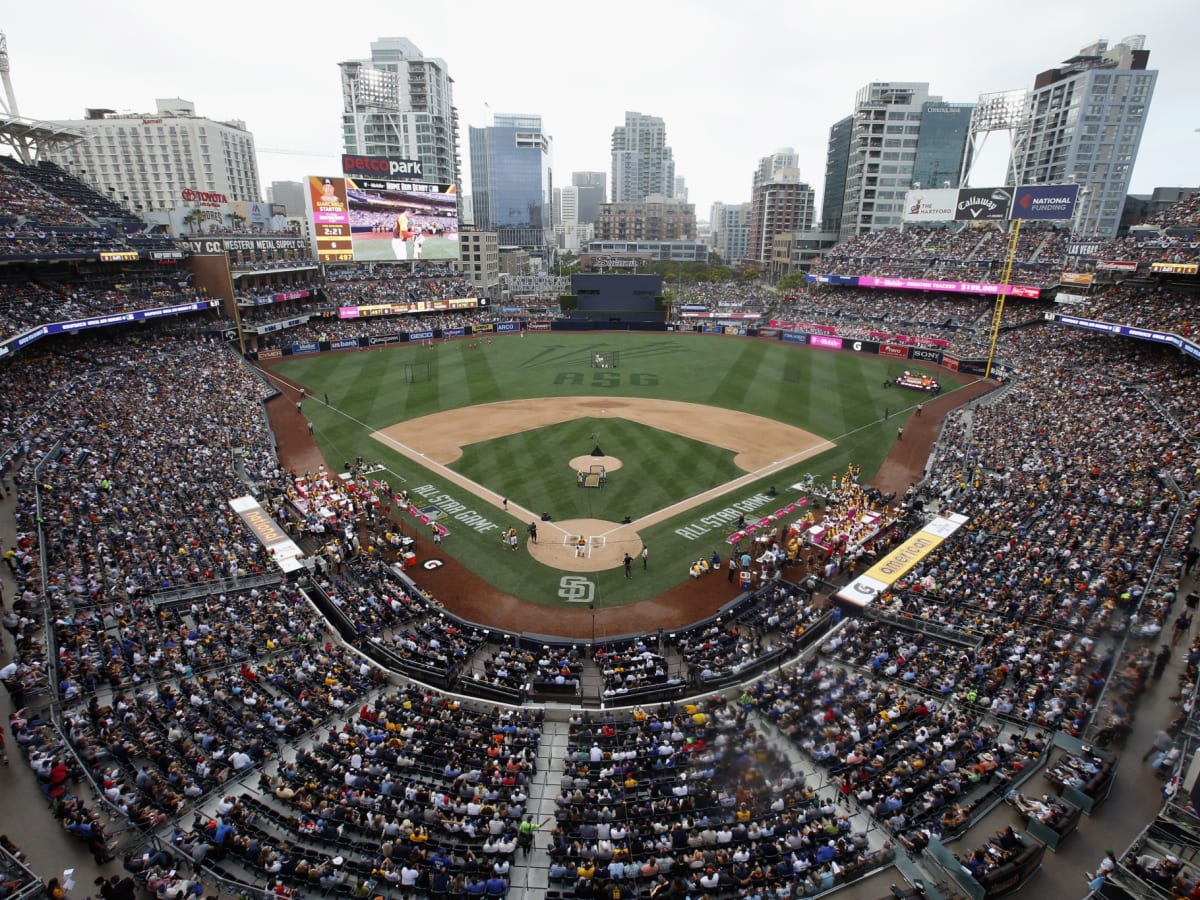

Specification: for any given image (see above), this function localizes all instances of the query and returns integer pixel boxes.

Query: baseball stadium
[1,69,1200,900]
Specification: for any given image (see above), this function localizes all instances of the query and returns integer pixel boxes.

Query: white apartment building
[45,98,260,214]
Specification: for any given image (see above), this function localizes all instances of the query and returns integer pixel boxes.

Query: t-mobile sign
[809,334,843,350]
[858,275,1040,299]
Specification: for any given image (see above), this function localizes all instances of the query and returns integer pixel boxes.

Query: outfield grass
[452,417,742,523]
[278,332,943,608]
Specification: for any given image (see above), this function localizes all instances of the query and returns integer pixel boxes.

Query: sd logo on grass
[558,575,595,604]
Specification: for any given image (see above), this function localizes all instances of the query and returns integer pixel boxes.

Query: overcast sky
[5,0,1197,220]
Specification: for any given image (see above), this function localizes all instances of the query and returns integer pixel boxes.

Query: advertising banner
[1052,314,1184,348]
[257,348,282,359]
[442,327,466,337]
[291,342,320,355]
[902,188,958,223]
[954,187,1013,221]
[495,322,521,332]
[1011,184,1079,221]
[1096,260,1138,271]
[1151,262,1199,275]
[1067,241,1102,257]
[756,328,778,339]
[1060,272,1094,286]
[472,323,495,334]
[806,274,859,286]
[1055,292,1087,304]
[909,347,943,364]
[941,354,960,372]
[527,322,552,331]
[330,338,359,350]
[406,331,435,341]
[809,334,843,350]
[229,495,304,573]
[804,323,839,335]
[341,154,424,179]
[837,513,968,607]
[367,335,401,346]
[843,339,878,354]
[857,275,1039,298]
[150,249,185,261]
[307,175,353,263]
[879,344,909,359]
[781,331,809,345]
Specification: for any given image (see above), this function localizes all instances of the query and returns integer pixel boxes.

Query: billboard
[307,176,353,263]
[345,176,460,262]
[836,513,968,607]
[858,275,1040,299]
[1067,241,1102,257]
[954,187,1013,221]
[1151,262,1199,275]
[1060,272,1094,286]
[902,188,958,223]
[341,154,424,179]
[1011,184,1079,221]
[1096,260,1138,272]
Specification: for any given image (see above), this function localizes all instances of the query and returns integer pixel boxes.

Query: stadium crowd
[1,180,1200,900]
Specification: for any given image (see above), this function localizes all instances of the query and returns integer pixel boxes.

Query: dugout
[567,273,666,325]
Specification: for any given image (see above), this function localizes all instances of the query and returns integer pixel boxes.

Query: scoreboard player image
[345,178,460,262]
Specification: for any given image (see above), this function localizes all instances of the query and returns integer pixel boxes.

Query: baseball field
[273,331,959,610]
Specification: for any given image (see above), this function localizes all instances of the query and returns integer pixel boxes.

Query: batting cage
[405,362,432,384]
[590,350,620,369]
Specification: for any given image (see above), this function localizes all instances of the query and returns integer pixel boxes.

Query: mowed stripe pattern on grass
[278,333,945,605]
[452,417,740,523]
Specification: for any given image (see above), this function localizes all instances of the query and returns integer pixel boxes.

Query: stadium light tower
[0,32,83,164]
[0,32,18,118]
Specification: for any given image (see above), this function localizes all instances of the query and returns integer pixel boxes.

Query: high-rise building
[674,176,688,203]
[826,83,973,241]
[268,181,306,217]
[822,117,853,234]
[595,197,696,242]
[611,112,675,203]
[911,102,973,190]
[748,169,815,262]
[46,98,260,214]
[571,171,607,224]
[1010,36,1157,238]
[339,37,460,187]
[709,201,752,264]
[459,230,500,292]
[469,113,553,251]
[557,186,579,226]
[753,148,799,190]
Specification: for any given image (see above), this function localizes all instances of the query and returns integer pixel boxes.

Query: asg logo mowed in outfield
[558,576,595,604]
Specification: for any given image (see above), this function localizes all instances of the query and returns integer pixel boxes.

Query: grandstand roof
[0,112,85,162]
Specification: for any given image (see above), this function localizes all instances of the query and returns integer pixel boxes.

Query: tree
[777,272,806,293]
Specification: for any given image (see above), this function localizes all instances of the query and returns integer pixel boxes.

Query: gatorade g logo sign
[342,154,424,178]
[422,559,444,570]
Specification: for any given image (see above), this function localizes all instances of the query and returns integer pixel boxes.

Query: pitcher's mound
[527,518,642,572]
[568,454,623,474]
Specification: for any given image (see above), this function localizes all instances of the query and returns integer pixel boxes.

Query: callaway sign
[954,188,1012,221]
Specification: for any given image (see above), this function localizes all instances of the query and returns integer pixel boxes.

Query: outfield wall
[247,319,1013,376]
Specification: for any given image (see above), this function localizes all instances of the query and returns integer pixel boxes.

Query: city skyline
[4,0,1197,223]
